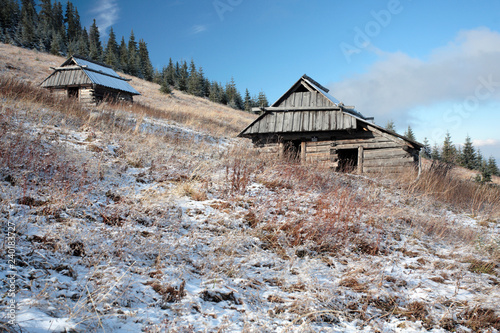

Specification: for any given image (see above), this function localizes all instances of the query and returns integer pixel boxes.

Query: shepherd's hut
[238,75,423,174]
[41,55,140,104]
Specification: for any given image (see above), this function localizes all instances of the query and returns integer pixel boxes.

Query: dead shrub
[150,280,186,303]
[339,277,368,292]
[467,259,497,276]
[458,306,500,331]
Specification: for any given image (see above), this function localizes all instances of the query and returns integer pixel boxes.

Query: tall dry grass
[405,161,500,219]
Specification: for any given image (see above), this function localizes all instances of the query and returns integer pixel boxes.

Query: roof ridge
[70,54,113,69]
[301,74,329,93]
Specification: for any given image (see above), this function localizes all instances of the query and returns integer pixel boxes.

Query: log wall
[255,128,418,173]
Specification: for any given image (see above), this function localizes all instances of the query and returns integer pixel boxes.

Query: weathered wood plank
[292,110,301,131]
[283,112,293,132]
[364,165,416,173]
[363,157,415,167]
[306,141,332,147]
[364,148,411,159]
[335,142,402,150]
[303,92,311,107]
[275,112,284,132]
[314,111,323,131]
[267,112,276,133]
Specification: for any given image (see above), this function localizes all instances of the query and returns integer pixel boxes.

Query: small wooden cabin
[41,55,140,104]
[238,75,423,174]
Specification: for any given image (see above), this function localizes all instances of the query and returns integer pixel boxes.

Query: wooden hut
[41,55,140,104]
[238,75,423,174]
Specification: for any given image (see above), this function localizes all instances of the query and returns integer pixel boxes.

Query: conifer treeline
[0,0,267,111]
[156,59,269,111]
[386,121,499,182]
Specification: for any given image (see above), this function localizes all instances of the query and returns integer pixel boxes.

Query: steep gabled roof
[239,74,423,149]
[41,56,140,95]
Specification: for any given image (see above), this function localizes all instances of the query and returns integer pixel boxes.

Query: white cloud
[190,25,208,35]
[473,138,500,147]
[329,28,500,120]
[92,0,120,37]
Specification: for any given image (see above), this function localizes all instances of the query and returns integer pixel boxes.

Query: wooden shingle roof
[41,56,140,95]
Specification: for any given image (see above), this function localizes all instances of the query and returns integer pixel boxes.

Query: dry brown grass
[0,42,256,137]
[404,161,500,219]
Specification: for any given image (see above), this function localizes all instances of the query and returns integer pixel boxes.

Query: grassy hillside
[1,43,499,333]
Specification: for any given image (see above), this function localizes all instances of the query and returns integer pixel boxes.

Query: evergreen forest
[0,0,268,111]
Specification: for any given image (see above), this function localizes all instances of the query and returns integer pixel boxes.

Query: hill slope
[0,44,499,333]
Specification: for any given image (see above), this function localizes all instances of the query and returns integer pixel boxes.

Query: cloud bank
[92,0,120,37]
[329,28,500,121]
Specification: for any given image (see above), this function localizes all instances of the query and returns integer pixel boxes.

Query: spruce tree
[37,0,53,52]
[176,61,188,92]
[77,27,89,55]
[88,19,102,61]
[431,143,441,161]
[165,58,176,86]
[225,77,243,109]
[385,120,396,132]
[104,27,119,68]
[257,90,269,107]
[52,2,65,39]
[421,137,431,159]
[0,0,21,42]
[138,39,153,81]
[460,135,476,170]
[18,0,38,48]
[404,125,416,142]
[127,30,140,76]
[487,156,499,177]
[187,59,202,96]
[441,132,456,164]
[244,88,252,112]
[65,1,81,44]
[118,36,128,71]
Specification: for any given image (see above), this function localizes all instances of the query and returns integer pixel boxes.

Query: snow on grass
[1,75,499,332]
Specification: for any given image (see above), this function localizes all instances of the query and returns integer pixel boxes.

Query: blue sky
[70,0,500,163]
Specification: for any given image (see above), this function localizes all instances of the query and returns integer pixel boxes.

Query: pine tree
[487,156,499,177]
[176,61,188,92]
[385,120,396,132]
[198,67,209,97]
[476,149,484,170]
[209,81,223,104]
[88,19,102,61]
[441,131,456,164]
[460,135,476,170]
[164,58,175,86]
[104,27,119,68]
[404,125,416,142]
[52,1,65,40]
[50,29,64,55]
[37,0,53,51]
[65,1,81,44]
[187,59,202,96]
[257,90,269,108]
[431,143,441,161]
[126,30,140,76]
[18,0,38,48]
[77,27,89,55]
[0,0,21,43]
[160,80,172,94]
[225,77,243,109]
[118,36,128,71]
[138,39,153,81]
[421,137,431,159]
[244,88,252,112]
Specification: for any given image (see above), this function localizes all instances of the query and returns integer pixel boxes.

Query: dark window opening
[337,148,358,172]
[283,140,301,161]
[68,87,79,99]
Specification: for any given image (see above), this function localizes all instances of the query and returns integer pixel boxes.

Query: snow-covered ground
[1,104,499,333]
